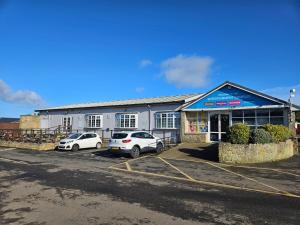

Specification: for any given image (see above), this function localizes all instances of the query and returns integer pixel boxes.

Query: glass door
[220,114,229,141]
[210,114,219,142]
[209,113,230,142]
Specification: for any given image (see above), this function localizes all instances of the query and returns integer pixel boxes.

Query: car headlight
[66,140,74,144]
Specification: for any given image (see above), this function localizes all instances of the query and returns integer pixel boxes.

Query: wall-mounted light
[290,88,296,98]
[289,88,296,123]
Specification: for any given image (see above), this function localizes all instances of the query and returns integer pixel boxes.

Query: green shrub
[227,123,250,144]
[250,129,273,144]
[262,124,292,143]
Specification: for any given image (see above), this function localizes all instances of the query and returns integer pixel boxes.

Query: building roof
[0,117,20,123]
[181,81,300,111]
[36,93,203,112]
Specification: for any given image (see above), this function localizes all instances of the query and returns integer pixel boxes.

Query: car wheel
[130,146,140,158]
[72,144,79,151]
[96,142,101,149]
[156,142,164,154]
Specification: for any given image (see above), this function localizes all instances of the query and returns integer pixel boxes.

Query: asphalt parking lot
[0,146,299,225]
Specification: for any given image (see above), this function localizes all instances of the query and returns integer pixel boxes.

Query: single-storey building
[36,93,202,142]
[180,81,299,142]
[35,81,299,143]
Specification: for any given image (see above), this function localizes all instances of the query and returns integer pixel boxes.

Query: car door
[77,134,88,149]
[84,133,96,148]
[131,132,148,151]
[142,132,156,150]
[88,133,98,148]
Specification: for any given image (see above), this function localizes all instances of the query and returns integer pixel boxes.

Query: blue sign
[187,85,281,109]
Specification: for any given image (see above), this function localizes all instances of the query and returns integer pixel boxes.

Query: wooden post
[40,129,42,143]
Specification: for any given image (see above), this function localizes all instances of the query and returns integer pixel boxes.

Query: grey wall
[38,103,181,140]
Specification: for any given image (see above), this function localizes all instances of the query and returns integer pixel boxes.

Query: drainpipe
[147,105,151,133]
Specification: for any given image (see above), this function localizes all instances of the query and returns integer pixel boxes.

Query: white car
[58,132,102,151]
[108,131,164,158]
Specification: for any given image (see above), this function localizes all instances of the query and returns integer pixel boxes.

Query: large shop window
[232,109,284,128]
[155,112,180,129]
[116,113,138,128]
[86,115,103,128]
[185,112,208,133]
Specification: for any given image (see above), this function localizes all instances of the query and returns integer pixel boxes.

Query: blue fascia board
[186,85,284,110]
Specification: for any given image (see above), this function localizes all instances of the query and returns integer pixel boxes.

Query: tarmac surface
[0,145,299,225]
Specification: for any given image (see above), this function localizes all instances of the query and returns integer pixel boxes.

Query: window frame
[185,111,208,134]
[115,113,138,129]
[62,116,73,128]
[85,114,103,129]
[155,112,180,129]
[231,108,284,128]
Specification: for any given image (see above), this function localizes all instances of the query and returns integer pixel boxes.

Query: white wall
[38,103,181,140]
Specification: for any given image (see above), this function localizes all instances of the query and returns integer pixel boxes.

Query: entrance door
[209,113,230,142]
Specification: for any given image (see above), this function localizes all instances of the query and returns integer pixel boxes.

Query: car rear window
[112,133,128,139]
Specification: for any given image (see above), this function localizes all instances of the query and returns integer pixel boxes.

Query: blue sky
[0,0,300,117]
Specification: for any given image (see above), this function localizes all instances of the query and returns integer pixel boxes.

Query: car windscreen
[112,133,128,139]
[68,133,82,139]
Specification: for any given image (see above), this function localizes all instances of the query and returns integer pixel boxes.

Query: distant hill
[0,117,20,123]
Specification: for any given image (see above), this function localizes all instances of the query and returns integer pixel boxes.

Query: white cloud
[0,80,45,106]
[139,59,153,68]
[261,84,300,105]
[135,87,145,93]
[160,54,214,88]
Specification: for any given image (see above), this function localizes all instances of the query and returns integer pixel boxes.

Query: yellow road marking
[108,155,152,169]
[157,157,195,181]
[162,157,300,177]
[0,157,29,165]
[108,155,300,198]
[110,166,300,199]
[201,159,291,195]
[272,169,300,177]
[0,148,17,152]
[125,162,132,171]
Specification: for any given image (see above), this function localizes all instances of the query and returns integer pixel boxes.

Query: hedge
[262,124,292,143]
[227,123,250,144]
[250,129,273,144]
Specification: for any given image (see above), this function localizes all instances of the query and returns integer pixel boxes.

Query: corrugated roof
[36,93,203,111]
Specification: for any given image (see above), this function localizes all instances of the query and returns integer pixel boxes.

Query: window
[68,133,82,139]
[185,111,208,133]
[86,115,103,128]
[155,112,180,129]
[116,114,138,128]
[112,133,128,139]
[231,109,284,128]
[142,132,154,139]
[62,116,72,129]
[131,132,144,138]
[84,133,96,138]
[269,109,284,125]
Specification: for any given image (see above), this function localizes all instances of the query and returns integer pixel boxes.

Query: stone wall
[0,141,56,151]
[19,115,41,129]
[181,133,208,143]
[219,140,295,164]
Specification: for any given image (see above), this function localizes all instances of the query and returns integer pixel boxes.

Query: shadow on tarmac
[178,143,219,162]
